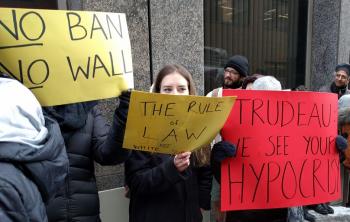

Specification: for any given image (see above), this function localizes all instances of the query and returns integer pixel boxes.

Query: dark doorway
[0,0,58,9]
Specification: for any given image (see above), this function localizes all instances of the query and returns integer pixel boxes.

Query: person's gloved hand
[336,135,348,153]
[212,141,236,163]
[91,90,132,165]
[110,89,132,148]
[335,135,350,169]
[114,89,131,123]
[211,141,236,184]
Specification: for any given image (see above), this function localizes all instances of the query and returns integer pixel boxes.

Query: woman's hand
[174,152,191,172]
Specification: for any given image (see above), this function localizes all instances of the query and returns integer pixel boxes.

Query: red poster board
[221,90,340,211]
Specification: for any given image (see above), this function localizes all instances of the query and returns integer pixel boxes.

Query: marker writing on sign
[0,10,45,49]
[142,125,207,143]
[235,98,333,128]
[225,135,338,205]
[226,157,339,204]
[66,50,132,81]
[66,12,123,40]
[0,59,49,89]
[0,9,48,89]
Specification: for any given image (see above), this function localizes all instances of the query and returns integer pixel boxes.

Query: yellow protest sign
[123,91,237,154]
[0,8,133,106]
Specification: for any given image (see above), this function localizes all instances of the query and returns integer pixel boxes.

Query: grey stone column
[66,0,82,10]
[310,0,341,91]
[81,0,151,91]
[149,0,204,95]
[338,0,350,64]
[71,0,151,190]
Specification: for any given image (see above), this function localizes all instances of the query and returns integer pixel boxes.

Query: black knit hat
[224,55,249,77]
[335,63,350,76]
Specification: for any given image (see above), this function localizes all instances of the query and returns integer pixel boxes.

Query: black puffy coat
[46,94,130,222]
[0,117,69,221]
[125,151,212,222]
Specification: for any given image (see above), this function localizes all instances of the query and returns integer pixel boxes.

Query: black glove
[114,89,131,134]
[212,141,237,163]
[336,135,348,153]
[113,90,131,126]
[97,90,132,165]
[211,141,236,184]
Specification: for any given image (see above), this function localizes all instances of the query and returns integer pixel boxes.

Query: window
[204,0,308,93]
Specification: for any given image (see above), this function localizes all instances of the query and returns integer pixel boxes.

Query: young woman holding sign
[125,64,212,222]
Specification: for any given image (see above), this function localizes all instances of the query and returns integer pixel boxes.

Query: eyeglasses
[224,68,239,75]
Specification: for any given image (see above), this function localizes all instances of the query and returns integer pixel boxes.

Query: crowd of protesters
[0,53,349,222]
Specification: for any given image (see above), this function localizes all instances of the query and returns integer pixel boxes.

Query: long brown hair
[153,64,210,166]
[152,64,196,95]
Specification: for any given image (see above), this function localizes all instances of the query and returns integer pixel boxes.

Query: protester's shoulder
[44,115,59,129]
[206,87,223,97]
[43,115,65,146]
[0,177,20,207]
[0,162,25,188]
[346,88,350,95]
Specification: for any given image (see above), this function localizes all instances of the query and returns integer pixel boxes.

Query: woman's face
[160,72,189,95]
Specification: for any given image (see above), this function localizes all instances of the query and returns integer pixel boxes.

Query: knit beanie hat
[335,63,350,76]
[224,55,249,77]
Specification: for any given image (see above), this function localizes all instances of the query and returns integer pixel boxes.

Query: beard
[223,78,243,89]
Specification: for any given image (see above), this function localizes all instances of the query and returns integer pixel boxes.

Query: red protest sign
[220,90,340,211]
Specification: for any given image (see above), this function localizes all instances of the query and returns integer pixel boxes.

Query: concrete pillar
[310,0,341,90]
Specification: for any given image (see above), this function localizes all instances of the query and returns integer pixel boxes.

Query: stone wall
[310,0,341,91]
[149,0,204,95]
[71,0,204,190]
[338,0,350,64]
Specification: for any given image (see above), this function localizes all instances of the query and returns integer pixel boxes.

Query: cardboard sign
[123,91,236,154]
[220,90,340,211]
[0,8,133,106]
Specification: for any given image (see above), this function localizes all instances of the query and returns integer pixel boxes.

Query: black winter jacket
[0,117,69,221]
[125,151,212,222]
[319,82,350,98]
[46,94,130,222]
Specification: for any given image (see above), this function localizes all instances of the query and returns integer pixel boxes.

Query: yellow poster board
[123,91,237,154]
[0,8,133,106]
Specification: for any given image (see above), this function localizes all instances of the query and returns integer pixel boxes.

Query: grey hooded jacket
[0,117,69,221]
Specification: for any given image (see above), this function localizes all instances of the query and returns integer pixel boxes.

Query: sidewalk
[309,206,350,222]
